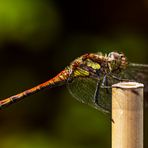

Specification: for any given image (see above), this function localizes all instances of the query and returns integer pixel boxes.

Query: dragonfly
[0,52,148,113]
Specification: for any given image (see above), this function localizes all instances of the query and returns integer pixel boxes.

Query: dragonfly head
[108,52,128,72]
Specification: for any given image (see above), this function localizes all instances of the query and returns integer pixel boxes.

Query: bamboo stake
[112,82,144,148]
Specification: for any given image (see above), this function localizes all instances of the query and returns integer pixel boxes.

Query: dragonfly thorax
[69,53,109,78]
[69,52,128,79]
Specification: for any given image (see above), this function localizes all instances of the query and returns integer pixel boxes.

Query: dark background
[0,0,147,148]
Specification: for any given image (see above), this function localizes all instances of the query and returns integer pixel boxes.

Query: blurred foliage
[0,0,148,148]
[0,0,61,51]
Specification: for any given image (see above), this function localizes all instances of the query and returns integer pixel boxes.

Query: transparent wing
[67,77,113,113]
[120,63,148,92]
[120,63,148,106]
[67,63,148,112]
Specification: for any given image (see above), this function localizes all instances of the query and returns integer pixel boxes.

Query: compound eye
[108,52,120,60]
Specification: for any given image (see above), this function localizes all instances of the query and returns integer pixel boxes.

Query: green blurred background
[0,0,148,148]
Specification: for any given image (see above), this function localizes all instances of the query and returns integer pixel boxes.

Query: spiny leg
[110,74,129,82]
[100,75,111,89]
[93,69,101,105]
[101,75,107,87]
[93,74,112,112]
[93,79,101,105]
[101,75,110,94]
[93,71,108,111]
[94,78,110,111]
[105,77,110,94]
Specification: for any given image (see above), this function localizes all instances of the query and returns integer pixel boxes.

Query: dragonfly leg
[93,69,101,105]
[100,85,111,89]
[93,79,100,105]
[94,79,110,111]
[93,73,109,111]
[100,75,111,89]
[94,81,100,105]
[110,74,129,82]
[102,75,110,94]
[101,75,106,86]
[100,75,111,98]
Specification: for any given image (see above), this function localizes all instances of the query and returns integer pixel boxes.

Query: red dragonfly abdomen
[0,69,70,109]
